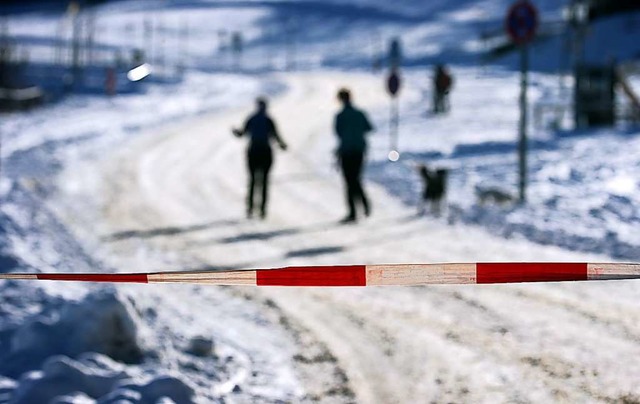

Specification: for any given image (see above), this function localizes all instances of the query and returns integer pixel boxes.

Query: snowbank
[10,354,194,404]
[0,290,198,403]
[4,289,143,376]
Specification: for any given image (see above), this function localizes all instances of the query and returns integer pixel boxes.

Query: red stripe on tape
[256,265,366,286]
[476,262,587,284]
[37,273,149,283]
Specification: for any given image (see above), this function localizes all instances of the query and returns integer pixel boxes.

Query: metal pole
[389,98,394,151]
[291,18,297,71]
[393,97,399,151]
[0,122,3,186]
[86,9,95,67]
[518,44,529,203]
[54,19,62,66]
[263,26,270,70]
[285,18,292,71]
[183,20,188,73]
[144,16,152,67]
[71,10,80,89]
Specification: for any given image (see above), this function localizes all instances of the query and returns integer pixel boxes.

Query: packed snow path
[59,72,640,403]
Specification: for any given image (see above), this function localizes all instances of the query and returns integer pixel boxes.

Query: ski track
[54,71,640,403]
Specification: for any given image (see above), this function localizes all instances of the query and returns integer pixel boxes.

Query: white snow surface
[1,0,640,403]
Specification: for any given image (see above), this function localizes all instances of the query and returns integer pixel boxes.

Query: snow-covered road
[55,71,640,403]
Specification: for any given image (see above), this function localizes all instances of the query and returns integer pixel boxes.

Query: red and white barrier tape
[1,263,639,286]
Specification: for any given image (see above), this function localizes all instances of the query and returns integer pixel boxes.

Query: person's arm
[333,114,343,162]
[362,111,374,133]
[232,117,250,137]
[269,118,287,150]
[335,113,344,139]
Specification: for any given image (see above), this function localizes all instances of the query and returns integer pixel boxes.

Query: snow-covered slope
[5,0,639,71]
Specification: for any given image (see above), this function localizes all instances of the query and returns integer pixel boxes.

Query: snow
[1,0,640,402]
[10,354,195,404]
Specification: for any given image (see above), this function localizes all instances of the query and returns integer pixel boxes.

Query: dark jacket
[242,112,280,151]
[335,104,373,154]
[435,69,452,94]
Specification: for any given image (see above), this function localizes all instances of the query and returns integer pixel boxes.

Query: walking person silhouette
[432,64,453,114]
[334,88,373,223]
[233,97,287,219]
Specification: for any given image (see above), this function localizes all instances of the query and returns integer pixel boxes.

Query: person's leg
[352,153,370,216]
[247,151,257,218]
[427,196,441,217]
[340,155,357,221]
[435,92,444,113]
[433,198,441,217]
[418,194,426,216]
[260,150,273,218]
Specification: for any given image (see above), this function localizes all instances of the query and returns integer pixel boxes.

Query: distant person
[233,97,287,219]
[433,64,453,114]
[334,88,373,223]
[418,164,447,216]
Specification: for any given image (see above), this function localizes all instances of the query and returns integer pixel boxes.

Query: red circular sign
[387,72,401,97]
[505,0,538,45]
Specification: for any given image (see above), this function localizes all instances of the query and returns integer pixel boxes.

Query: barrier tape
[1,263,639,286]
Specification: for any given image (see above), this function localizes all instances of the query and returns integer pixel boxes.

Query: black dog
[418,164,447,216]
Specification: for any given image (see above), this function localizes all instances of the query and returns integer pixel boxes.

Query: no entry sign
[387,71,401,97]
[505,0,538,45]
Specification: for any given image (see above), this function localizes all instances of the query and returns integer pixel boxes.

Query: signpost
[387,68,401,161]
[231,32,243,70]
[389,38,401,68]
[386,37,403,161]
[505,0,538,203]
